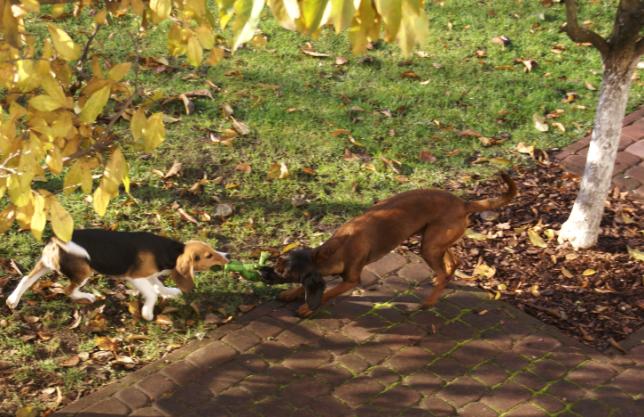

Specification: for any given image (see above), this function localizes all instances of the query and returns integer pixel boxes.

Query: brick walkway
[54,252,643,417]
[557,106,644,200]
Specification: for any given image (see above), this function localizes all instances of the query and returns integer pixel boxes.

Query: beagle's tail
[51,238,91,260]
[465,172,517,213]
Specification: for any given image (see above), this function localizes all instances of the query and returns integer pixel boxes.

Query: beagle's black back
[72,229,185,276]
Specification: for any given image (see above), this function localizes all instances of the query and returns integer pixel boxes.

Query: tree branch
[637,37,644,56]
[563,0,610,59]
[70,24,102,95]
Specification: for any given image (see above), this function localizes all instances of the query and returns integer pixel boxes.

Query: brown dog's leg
[422,249,450,307]
[420,224,464,307]
[297,265,362,317]
[279,286,305,302]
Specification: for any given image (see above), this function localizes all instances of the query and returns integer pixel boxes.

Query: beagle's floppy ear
[302,271,325,311]
[173,252,195,292]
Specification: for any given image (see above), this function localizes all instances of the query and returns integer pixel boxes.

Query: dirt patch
[410,159,643,352]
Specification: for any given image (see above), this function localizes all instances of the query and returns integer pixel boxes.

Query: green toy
[224,251,271,281]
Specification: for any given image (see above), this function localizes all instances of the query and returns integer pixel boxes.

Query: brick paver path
[55,252,643,417]
[557,106,644,200]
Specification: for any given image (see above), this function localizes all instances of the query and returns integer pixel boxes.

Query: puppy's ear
[302,271,325,310]
[174,252,195,292]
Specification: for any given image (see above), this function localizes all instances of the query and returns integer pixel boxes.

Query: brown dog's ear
[302,271,325,310]
[173,252,195,292]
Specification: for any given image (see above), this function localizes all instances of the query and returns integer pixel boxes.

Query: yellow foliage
[47,24,82,61]
[49,196,73,241]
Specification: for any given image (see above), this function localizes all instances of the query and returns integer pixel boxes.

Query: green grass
[1,1,642,414]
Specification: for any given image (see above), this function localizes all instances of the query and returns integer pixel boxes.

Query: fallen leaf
[95,336,118,352]
[627,246,644,262]
[582,269,597,276]
[16,406,39,417]
[214,203,234,219]
[584,81,597,91]
[491,35,511,46]
[465,229,488,241]
[419,150,437,163]
[0,360,12,370]
[60,355,80,367]
[528,229,547,248]
[473,263,496,279]
[533,113,549,132]
[335,56,348,66]
[458,128,482,138]
[238,304,255,313]
[301,167,316,176]
[561,267,574,278]
[178,208,198,224]
[301,45,330,58]
[155,314,173,325]
[516,142,534,155]
[163,161,182,179]
[231,118,250,136]
[267,162,289,180]
[235,163,252,174]
[530,284,540,297]
[331,128,351,137]
[401,70,420,80]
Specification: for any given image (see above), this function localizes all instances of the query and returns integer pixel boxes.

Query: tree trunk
[558,56,636,249]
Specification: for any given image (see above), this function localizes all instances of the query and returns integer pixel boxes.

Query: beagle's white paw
[5,294,19,310]
[71,292,97,304]
[141,304,155,321]
[160,287,182,299]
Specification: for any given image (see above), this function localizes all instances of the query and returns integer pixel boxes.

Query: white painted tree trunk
[558,63,636,250]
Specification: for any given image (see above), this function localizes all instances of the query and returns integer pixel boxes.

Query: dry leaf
[238,304,255,313]
[464,229,488,241]
[231,117,250,136]
[401,70,420,80]
[95,336,118,352]
[491,35,511,46]
[627,246,644,262]
[561,267,574,278]
[178,208,198,224]
[214,203,233,219]
[419,150,437,163]
[473,263,496,279]
[267,162,289,180]
[235,163,252,174]
[331,128,351,137]
[163,161,182,179]
[582,269,597,276]
[60,355,80,367]
[155,314,173,325]
[528,229,547,248]
[533,113,549,132]
[335,56,348,66]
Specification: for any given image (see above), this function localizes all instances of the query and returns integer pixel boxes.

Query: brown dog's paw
[279,288,303,302]
[296,304,314,318]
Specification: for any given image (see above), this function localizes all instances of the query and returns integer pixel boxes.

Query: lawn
[0,1,642,414]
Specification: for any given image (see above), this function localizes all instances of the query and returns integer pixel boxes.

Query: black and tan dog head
[174,241,228,292]
[273,248,326,310]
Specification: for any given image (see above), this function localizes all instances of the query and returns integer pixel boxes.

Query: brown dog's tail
[465,172,517,213]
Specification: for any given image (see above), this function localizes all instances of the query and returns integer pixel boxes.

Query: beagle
[5,229,228,321]
[268,173,517,317]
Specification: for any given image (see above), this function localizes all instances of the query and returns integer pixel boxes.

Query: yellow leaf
[195,25,215,49]
[187,35,203,67]
[130,108,146,141]
[232,0,266,51]
[16,406,39,417]
[7,174,32,207]
[49,197,73,242]
[464,228,488,241]
[21,0,40,13]
[397,0,429,57]
[329,0,354,32]
[268,0,298,30]
[206,47,225,65]
[93,185,111,217]
[582,269,597,276]
[627,246,644,262]
[530,284,540,297]
[29,95,64,112]
[131,0,145,15]
[94,9,108,25]
[1,1,20,48]
[80,160,94,194]
[533,113,549,132]
[150,0,172,20]
[0,206,16,234]
[473,263,496,279]
[64,160,83,194]
[300,0,328,34]
[142,113,165,151]
[267,162,289,179]
[79,85,111,124]
[48,24,82,61]
[561,267,573,278]
[375,0,402,42]
[527,229,547,248]
[46,147,63,174]
[30,192,47,241]
[217,0,237,29]
[107,63,132,82]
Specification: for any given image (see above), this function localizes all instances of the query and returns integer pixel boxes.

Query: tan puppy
[273,173,517,317]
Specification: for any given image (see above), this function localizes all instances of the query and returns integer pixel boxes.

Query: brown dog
[272,173,517,317]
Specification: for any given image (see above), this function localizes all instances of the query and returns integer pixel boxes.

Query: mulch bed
[411,157,643,352]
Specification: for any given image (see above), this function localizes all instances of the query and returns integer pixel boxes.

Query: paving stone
[336,352,370,374]
[244,316,285,340]
[613,171,641,190]
[402,372,444,394]
[80,397,130,416]
[614,150,640,174]
[365,253,407,276]
[281,348,333,371]
[504,402,549,417]
[419,334,458,356]
[221,328,262,352]
[609,368,642,396]
[418,395,457,416]
[354,342,393,366]
[360,269,380,287]
[437,376,487,408]
[130,406,168,417]
[449,343,490,369]
[570,399,612,417]
[185,341,237,369]
[545,380,588,403]
[471,362,510,386]
[207,363,251,394]
[370,384,422,408]
[160,360,197,385]
[480,383,533,412]
[333,377,384,408]
[275,326,319,348]
[428,357,469,382]
[561,154,586,176]
[532,394,565,413]
[624,162,644,182]
[621,125,644,141]
[530,358,569,380]
[397,262,432,284]
[114,387,149,410]
[458,401,497,417]
[566,360,618,389]
[386,346,433,373]
[512,334,561,358]
[366,366,400,387]
[625,139,644,159]
[136,373,176,401]
[510,372,548,392]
